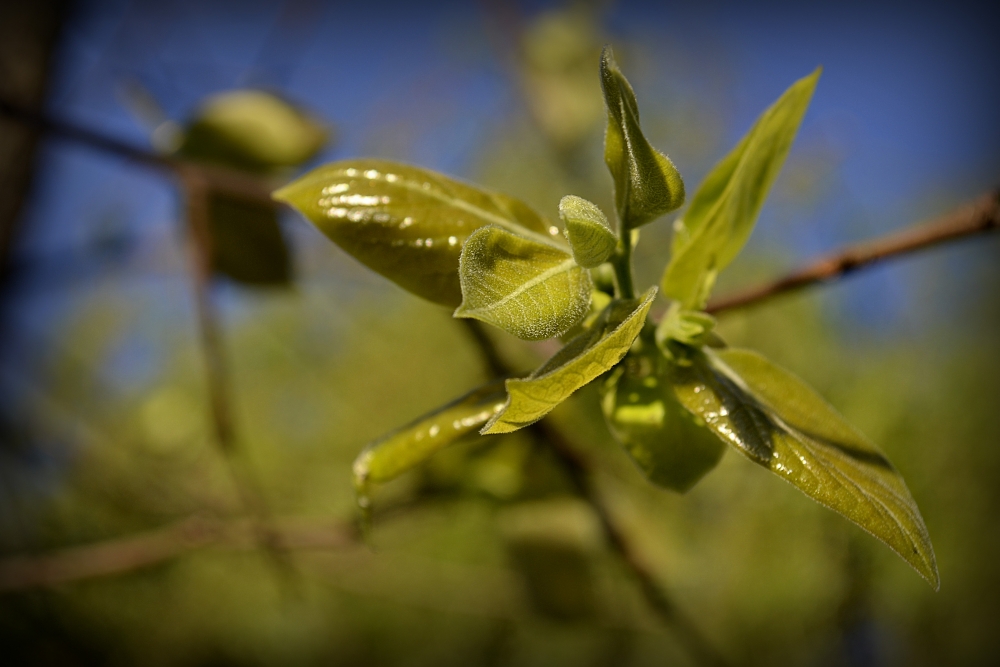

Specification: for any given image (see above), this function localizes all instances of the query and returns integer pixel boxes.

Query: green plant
[274,47,938,589]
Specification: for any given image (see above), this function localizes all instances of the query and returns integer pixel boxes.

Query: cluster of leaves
[276,48,938,588]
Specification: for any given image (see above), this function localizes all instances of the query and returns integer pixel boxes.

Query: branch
[0,514,355,592]
[706,188,1000,314]
[0,97,275,204]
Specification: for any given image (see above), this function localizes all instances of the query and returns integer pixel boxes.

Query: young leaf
[671,347,939,589]
[662,68,820,309]
[353,380,508,490]
[601,347,725,492]
[455,226,592,341]
[601,46,685,229]
[274,160,563,307]
[483,287,657,434]
[559,195,616,268]
[207,194,292,286]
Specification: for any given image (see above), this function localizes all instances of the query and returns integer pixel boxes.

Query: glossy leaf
[353,380,508,492]
[483,287,657,434]
[179,90,327,173]
[455,226,592,341]
[601,46,685,229]
[662,69,820,308]
[559,195,616,268]
[601,346,725,492]
[671,347,938,588]
[274,160,562,307]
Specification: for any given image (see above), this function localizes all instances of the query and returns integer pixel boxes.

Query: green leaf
[671,347,939,588]
[353,380,508,491]
[662,68,820,308]
[559,195,616,268]
[655,303,717,347]
[274,160,562,307]
[601,46,685,229]
[483,287,657,434]
[207,193,292,287]
[600,346,725,492]
[455,226,592,341]
[179,90,327,173]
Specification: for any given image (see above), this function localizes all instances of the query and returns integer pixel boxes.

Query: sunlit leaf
[671,347,939,588]
[483,287,657,434]
[179,90,327,173]
[601,46,684,229]
[353,380,508,492]
[455,226,592,341]
[655,303,717,347]
[207,194,291,286]
[559,195,616,268]
[600,346,725,492]
[274,160,562,306]
[662,68,820,308]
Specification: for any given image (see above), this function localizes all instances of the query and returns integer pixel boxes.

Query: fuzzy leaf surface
[671,347,938,588]
[455,226,592,341]
[601,47,684,229]
[274,160,562,306]
[601,347,725,492]
[662,69,820,308]
[483,287,657,434]
[353,380,508,489]
[560,195,616,268]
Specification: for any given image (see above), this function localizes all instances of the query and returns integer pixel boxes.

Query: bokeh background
[1,0,999,665]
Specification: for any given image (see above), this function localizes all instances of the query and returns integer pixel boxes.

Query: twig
[180,172,294,578]
[0,514,355,592]
[0,97,275,203]
[706,188,1000,314]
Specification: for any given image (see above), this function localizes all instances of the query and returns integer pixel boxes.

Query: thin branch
[180,172,294,578]
[0,97,275,204]
[0,514,355,592]
[706,188,1000,314]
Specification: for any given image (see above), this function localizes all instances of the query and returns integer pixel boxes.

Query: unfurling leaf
[274,160,562,306]
[601,47,684,229]
[671,347,939,588]
[455,226,592,341]
[601,347,725,492]
[179,90,327,173]
[483,287,657,434]
[662,69,820,309]
[559,195,616,268]
[353,380,508,492]
[655,303,718,347]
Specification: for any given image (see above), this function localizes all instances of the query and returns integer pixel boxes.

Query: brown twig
[0,97,275,203]
[0,514,355,592]
[706,188,1000,314]
[180,172,295,579]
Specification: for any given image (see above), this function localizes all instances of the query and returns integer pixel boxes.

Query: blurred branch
[180,172,295,579]
[707,188,1000,314]
[0,514,354,592]
[0,97,275,204]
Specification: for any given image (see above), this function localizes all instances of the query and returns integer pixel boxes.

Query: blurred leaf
[353,380,508,491]
[178,90,327,173]
[601,346,725,492]
[672,347,939,588]
[601,46,685,229]
[499,498,602,621]
[662,69,820,308]
[275,160,562,306]
[483,287,657,434]
[560,195,616,268]
[207,194,292,286]
[455,226,592,340]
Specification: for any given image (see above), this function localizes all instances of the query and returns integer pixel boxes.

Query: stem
[612,228,636,299]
